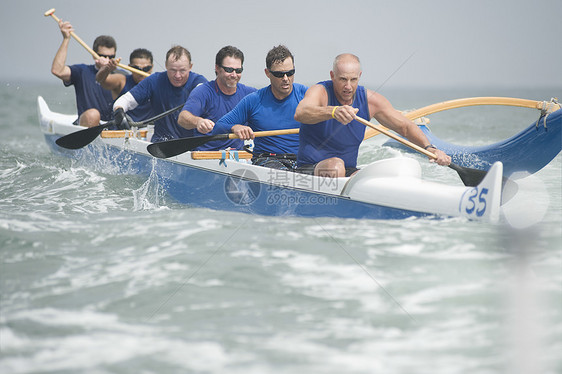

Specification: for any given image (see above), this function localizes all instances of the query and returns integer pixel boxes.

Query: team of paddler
[46,8,451,180]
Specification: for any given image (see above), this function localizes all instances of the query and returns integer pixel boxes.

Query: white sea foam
[1,319,231,373]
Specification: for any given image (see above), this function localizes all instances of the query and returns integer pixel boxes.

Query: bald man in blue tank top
[295,53,451,178]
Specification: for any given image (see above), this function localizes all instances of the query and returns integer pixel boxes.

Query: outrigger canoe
[39,95,556,222]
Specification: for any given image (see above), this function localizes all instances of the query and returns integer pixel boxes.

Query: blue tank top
[297,80,369,168]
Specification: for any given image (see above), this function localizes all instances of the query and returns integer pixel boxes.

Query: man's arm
[295,84,359,125]
[112,91,140,129]
[113,92,139,113]
[96,58,125,100]
[368,90,450,165]
[177,86,213,134]
[177,110,214,134]
[369,92,428,145]
[294,85,330,124]
[51,20,73,83]
[213,96,252,139]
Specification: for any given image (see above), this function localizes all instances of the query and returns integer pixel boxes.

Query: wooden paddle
[147,128,300,159]
[55,105,184,150]
[364,96,561,140]
[190,151,253,160]
[355,116,489,187]
[44,8,150,77]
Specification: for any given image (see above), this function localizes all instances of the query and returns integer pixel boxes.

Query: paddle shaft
[225,128,299,140]
[129,104,184,127]
[147,128,300,158]
[355,116,436,159]
[355,116,494,187]
[44,9,150,77]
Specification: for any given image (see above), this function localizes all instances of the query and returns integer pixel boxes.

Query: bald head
[330,54,362,105]
[333,53,361,73]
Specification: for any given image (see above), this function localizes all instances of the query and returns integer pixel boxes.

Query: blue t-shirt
[119,74,153,122]
[65,64,114,121]
[214,83,308,155]
[182,80,257,151]
[297,80,369,168]
[128,71,208,142]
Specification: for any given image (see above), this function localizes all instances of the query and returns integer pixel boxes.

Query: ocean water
[1,82,561,374]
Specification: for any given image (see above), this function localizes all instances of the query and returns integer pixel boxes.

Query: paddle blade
[55,124,109,149]
[448,163,489,187]
[147,134,229,158]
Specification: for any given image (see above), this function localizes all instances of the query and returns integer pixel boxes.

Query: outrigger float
[37,96,561,221]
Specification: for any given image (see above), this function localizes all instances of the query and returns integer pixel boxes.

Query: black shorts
[296,163,359,177]
[251,154,297,171]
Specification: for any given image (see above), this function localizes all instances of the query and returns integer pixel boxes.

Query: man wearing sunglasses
[177,46,256,150]
[50,19,117,128]
[212,45,307,170]
[294,53,451,178]
[113,45,208,142]
[96,48,154,123]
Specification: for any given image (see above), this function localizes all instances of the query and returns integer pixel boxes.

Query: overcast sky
[2,0,561,90]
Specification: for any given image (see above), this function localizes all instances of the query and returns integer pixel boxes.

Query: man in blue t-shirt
[213,45,307,170]
[177,46,257,151]
[50,20,115,127]
[96,48,154,122]
[113,46,208,142]
[295,53,451,178]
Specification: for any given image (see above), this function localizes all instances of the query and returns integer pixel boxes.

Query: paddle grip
[44,9,149,77]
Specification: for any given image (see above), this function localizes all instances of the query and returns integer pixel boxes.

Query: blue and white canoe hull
[385,109,562,176]
[38,96,503,221]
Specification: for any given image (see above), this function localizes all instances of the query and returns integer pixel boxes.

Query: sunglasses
[220,65,243,74]
[98,54,116,59]
[269,69,295,78]
[130,65,153,73]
